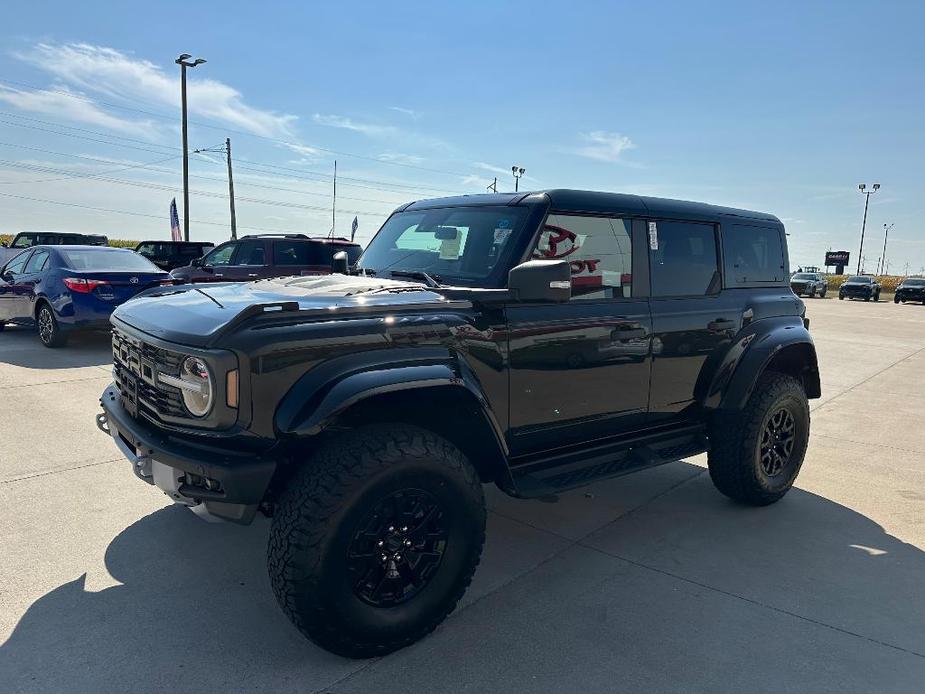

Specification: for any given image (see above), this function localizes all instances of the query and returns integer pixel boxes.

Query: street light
[856,182,879,274]
[877,223,893,275]
[511,165,525,192]
[176,53,207,242]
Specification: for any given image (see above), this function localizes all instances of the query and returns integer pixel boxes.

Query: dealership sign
[825,251,850,266]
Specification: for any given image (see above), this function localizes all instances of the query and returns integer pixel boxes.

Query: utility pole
[193,139,235,239]
[487,177,497,193]
[176,53,207,241]
[856,182,879,275]
[511,165,525,192]
[331,159,337,238]
[225,138,237,239]
[877,223,893,275]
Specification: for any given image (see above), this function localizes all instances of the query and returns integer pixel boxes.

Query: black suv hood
[112,274,446,347]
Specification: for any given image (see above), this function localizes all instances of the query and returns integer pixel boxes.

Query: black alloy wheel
[347,488,448,608]
[37,304,66,348]
[758,407,796,477]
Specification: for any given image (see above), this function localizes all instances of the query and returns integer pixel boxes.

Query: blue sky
[1,1,922,272]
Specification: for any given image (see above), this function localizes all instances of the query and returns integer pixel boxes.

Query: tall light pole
[176,53,206,241]
[511,165,525,192]
[856,183,879,274]
[877,223,893,275]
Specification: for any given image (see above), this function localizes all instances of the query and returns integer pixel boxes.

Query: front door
[507,214,652,456]
[646,220,740,423]
[222,239,268,281]
[0,251,33,321]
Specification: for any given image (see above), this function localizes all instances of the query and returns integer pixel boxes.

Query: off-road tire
[0,320,5,332]
[820,286,827,298]
[267,424,486,658]
[708,373,809,506]
[37,303,67,348]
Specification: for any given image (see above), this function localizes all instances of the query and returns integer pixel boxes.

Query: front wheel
[708,373,810,506]
[819,286,827,298]
[37,304,67,348]
[267,425,486,658]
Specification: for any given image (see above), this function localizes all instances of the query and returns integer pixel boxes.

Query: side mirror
[191,257,203,267]
[508,259,571,302]
[1,241,7,248]
[331,250,349,275]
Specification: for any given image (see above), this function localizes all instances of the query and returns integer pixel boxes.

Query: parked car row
[0,232,364,347]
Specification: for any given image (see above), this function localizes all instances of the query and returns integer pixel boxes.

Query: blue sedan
[0,245,171,347]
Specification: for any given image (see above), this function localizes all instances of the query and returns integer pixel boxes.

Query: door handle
[214,273,224,278]
[708,318,736,332]
[611,327,647,341]
[247,273,259,278]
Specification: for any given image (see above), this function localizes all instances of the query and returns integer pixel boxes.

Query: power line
[0,78,476,177]
[0,113,464,197]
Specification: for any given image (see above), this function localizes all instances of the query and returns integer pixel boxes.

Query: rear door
[18,249,51,318]
[647,220,741,423]
[271,239,329,277]
[0,251,32,320]
[507,214,652,455]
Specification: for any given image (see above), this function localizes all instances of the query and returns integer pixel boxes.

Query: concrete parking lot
[1,298,924,693]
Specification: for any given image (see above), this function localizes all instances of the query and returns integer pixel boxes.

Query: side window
[136,243,156,256]
[533,214,633,299]
[273,241,314,266]
[4,251,31,275]
[12,234,35,248]
[650,221,718,296]
[234,240,266,266]
[24,250,50,273]
[722,224,785,284]
[203,242,236,267]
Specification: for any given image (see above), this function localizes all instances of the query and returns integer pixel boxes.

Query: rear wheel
[37,303,67,348]
[708,373,809,506]
[819,286,827,298]
[267,424,486,658]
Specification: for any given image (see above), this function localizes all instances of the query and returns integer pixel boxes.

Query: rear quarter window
[722,224,786,285]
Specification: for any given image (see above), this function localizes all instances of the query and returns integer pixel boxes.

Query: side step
[509,425,708,498]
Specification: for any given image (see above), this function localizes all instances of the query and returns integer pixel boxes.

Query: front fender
[705,316,819,411]
[274,349,504,444]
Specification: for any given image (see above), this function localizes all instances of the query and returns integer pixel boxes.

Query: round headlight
[180,356,213,417]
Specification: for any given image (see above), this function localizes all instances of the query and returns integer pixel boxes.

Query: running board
[509,425,708,498]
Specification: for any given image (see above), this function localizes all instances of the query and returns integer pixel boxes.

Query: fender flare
[704,317,820,411]
[274,350,507,451]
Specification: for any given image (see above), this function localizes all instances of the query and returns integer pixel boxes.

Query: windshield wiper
[389,269,441,287]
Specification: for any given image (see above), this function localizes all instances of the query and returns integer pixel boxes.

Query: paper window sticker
[648,222,659,250]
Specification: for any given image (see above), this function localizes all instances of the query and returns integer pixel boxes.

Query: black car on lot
[790,272,827,297]
[894,277,925,304]
[96,189,819,658]
[839,275,880,301]
[134,241,215,271]
[0,231,109,265]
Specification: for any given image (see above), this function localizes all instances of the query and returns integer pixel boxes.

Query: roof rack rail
[239,233,310,239]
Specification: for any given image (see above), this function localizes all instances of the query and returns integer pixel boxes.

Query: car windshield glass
[792,273,817,280]
[901,279,925,287]
[11,235,34,248]
[846,276,869,283]
[357,206,528,284]
[61,249,160,272]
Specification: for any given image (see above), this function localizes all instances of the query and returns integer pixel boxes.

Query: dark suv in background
[838,275,881,301]
[895,277,925,304]
[168,234,362,283]
[790,272,827,298]
[135,241,215,271]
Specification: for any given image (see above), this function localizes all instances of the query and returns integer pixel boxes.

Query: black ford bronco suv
[96,190,820,657]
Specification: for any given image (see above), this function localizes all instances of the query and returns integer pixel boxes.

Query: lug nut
[388,526,395,532]
[401,526,408,532]
[377,540,384,547]
[404,539,412,546]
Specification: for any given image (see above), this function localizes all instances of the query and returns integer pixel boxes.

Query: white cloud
[473,161,513,176]
[389,106,420,120]
[570,131,635,162]
[14,43,296,138]
[0,84,151,134]
[377,152,425,165]
[313,113,396,137]
[282,143,322,158]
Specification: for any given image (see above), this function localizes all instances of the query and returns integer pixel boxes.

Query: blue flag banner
[170,198,181,241]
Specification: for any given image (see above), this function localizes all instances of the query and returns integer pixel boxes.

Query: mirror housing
[190,257,203,267]
[508,259,571,302]
[331,250,349,275]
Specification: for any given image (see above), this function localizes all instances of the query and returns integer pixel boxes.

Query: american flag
[170,198,181,241]
[351,216,358,242]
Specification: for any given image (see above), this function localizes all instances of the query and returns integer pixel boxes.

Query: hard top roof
[402,189,780,224]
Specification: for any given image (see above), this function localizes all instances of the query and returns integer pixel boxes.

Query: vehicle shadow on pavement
[1,467,924,693]
[0,327,112,369]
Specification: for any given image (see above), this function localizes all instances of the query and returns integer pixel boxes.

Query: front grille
[112,328,187,421]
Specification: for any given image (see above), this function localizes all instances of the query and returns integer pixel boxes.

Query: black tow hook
[95,411,110,435]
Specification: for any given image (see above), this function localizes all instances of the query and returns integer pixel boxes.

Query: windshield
[901,279,925,287]
[846,276,870,283]
[358,206,529,285]
[792,273,817,280]
[61,249,161,272]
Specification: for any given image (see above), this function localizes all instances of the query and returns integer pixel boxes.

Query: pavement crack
[1,458,122,484]
[579,542,925,660]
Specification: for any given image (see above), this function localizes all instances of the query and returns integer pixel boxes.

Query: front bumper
[97,383,277,523]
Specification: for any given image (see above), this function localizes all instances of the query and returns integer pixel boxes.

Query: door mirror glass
[508,259,571,302]
[331,250,349,274]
